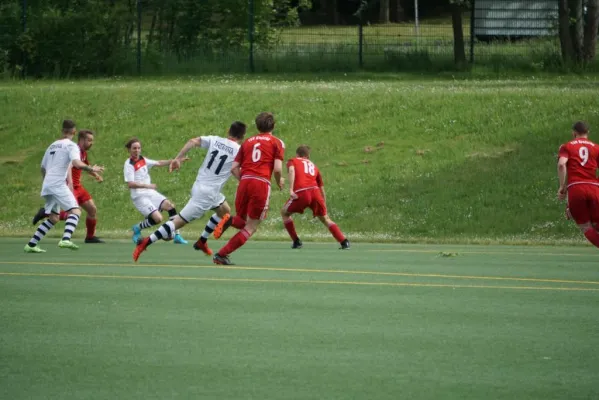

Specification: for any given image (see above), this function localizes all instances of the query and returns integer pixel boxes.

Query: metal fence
[0,0,565,77]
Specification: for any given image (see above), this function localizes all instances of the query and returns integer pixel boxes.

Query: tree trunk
[558,0,574,62]
[451,3,466,67]
[147,6,158,49]
[569,0,584,62]
[583,0,599,62]
[380,0,390,23]
[394,0,406,22]
[321,0,339,25]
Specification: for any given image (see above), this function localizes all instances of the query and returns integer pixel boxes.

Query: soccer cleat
[213,214,231,239]
[84,236,105,244]
[173,233,188,245]
[32,207,47,225]
[193,239,213,256]
[24,244,46,253]
[131,225,142,245]
[339,239,350,250]
[213,253,234,265]
[58,240,79,250]
[133,237,151,262]
[292,239,303,249]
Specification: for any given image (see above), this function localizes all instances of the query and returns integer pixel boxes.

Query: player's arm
[274,159,284,190]
[72,159,103,173]
[169,137,204,172]
[67,165,74,192]
[317,172,326,202]
[287,165,297,199]
[231,161,241,180]
[89,171,103,183]
[557,156,568,200]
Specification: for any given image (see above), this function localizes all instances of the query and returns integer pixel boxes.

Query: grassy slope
[1,76,599,243]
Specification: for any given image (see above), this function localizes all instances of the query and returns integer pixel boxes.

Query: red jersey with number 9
[235,133,285,182]
[558,138,599,186]
[287,157,324,191]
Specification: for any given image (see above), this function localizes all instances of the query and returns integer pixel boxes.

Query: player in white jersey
[25,120,104,253]
[124,137,188,245]
[133,121,246,261]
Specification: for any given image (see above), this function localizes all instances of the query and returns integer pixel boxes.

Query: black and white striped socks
[28,219,55,247]
[62,214,80,241]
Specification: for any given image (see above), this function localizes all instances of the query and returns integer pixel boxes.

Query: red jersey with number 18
[287,157,324,192]
[235,133,285,182]
[558,138,599,186]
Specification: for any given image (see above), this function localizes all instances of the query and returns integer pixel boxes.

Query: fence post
[358,20,363,69]
[21,0,27,78]
[469,0,475,64]
[248,0,255,73]
[137,0,142,75]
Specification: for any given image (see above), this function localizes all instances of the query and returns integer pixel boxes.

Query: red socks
[328,223,346,243]
[218,229,251,256]
[584,227,599,248]
[86,217,97,239]
[231,216,246,229]
[284,219,299,241]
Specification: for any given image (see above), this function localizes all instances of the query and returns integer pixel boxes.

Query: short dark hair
[573,121,589,134]
[125,137,141,150]
[229,121,247,139]
[255,112,275,133]
[296,145,311,158]
[78,129,94,141]
[62,119,76,132]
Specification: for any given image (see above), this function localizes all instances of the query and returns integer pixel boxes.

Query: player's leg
[77,188,102,243]
[32,206,48,226]
[159,199,187,245]
[567,186,599,248]
[281,197,302,249]
[133,214,188,261]
[317,215,350,250]
[131,196,160,244]
[25,197,60,253]
[195,198,231,256]
[213,184,248,239]
[53,188,82,250]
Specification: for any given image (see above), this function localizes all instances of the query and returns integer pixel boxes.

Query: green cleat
[58,240,79,250]
[24,244,46,253]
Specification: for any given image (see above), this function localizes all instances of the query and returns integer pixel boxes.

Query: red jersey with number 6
[235,133,285,182]
[558,138,599,187]
[287,157,324,192]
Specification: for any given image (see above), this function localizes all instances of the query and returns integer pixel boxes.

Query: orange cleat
[133,237,151,262]
[213,214,231,239]
[193,239,213,256]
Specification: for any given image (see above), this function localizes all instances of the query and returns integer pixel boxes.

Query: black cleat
[213,253,235,265]
[32,207,46,225]
[291,239,303,249]
[84,236,105,243]
[339,239,350,250]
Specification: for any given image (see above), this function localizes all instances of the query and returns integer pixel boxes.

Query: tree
[379,0,390,23]
[394,0,406,22]
[450,0,467,67]
[559,0,599,65]
[321,0,339,24]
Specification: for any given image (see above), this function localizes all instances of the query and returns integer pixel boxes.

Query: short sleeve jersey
[287,157,323,192]
[71,148,88,189]
[234,133,285,182]
[123,156,158,197]
[558,138,599,186]
[193,136,240,192]
[41,138,81,194]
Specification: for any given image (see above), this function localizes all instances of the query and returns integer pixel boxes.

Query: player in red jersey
[212,112,285,265]
[32,129,104,243]
[281,145,350,250]
[557,121,599,248]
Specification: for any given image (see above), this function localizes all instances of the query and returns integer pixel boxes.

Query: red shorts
[235,178,271,221]
[567,183,599,225]
[73,186,92,205]
[283,188,327,217]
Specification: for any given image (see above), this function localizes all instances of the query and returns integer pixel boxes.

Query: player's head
[228,121,247,142]
[572,121,589,138]
[296,145,311,159]
[62,119,76,138]
[125,137,142,159]
[255,112,275,134]
[78,130,95,150]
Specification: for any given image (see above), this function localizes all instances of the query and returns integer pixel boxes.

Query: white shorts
[179,185,226,222]
[132,190,167,217]
[42,186,79,214]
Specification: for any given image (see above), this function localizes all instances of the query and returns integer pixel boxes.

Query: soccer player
[132,122,247,261]
[24,120,104,253]
[280,145,350,250]
[32,129,104,243]
[212,112,285,265]
[557,121,599,248]
[124,138,188,245]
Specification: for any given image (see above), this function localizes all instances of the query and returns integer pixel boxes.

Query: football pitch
[1,238,598,399]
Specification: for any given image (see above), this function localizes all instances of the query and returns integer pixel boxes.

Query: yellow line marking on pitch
[368,249,599,257]
[1,260,598,286]
[1,271,598,292]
